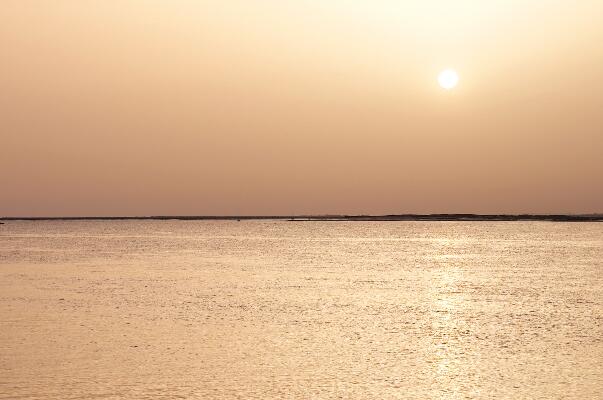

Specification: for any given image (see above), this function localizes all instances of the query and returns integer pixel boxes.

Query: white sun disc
[438,69,459,90]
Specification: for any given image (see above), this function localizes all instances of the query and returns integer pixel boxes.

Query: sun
[438,69,459,90]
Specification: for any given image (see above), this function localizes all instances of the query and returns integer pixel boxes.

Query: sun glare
[438,69,459,90]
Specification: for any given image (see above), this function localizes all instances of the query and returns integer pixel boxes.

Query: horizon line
[1,213,602,222]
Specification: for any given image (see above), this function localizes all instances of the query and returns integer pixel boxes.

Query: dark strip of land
[1,214,602,222]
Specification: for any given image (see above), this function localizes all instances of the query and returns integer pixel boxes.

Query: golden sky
[1,1,602,216]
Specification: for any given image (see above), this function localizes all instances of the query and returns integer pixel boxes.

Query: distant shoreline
[1,214,602,222]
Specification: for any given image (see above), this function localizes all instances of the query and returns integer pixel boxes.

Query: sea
[1,220,601,399]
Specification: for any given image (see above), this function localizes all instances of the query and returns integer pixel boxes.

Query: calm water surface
[1,221,602,399]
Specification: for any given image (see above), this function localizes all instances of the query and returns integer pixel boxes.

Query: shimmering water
[1,221,602,399]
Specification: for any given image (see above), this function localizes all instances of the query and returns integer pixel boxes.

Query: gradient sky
[1,1,602,216]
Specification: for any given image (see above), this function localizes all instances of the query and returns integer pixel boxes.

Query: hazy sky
[1,1,602,216]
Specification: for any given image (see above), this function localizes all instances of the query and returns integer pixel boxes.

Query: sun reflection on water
[428,261,470,399]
